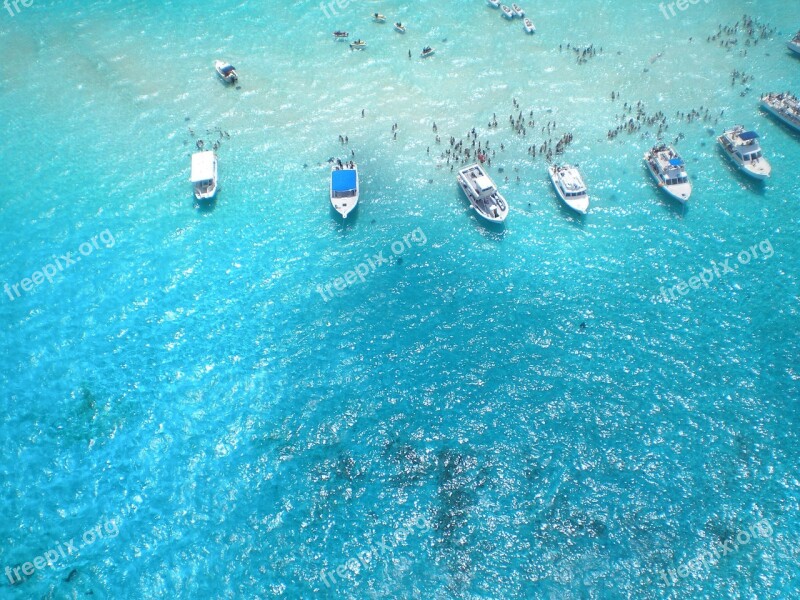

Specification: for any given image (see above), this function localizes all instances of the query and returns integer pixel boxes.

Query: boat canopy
[332,169,357,192]
[221,65,236,75]
[739,131,759,140]
[668,158,684,166]
[191,151,216,182]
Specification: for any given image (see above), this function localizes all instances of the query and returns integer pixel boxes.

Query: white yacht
[548,164,589,214]
[644,144,692,203]
[788,31,800,55]
[717,126,771,180]
[511,3,525,17]
[191,151,218,201]
[214,60,238,84]
[523,18,536,33]
[330,161,359,218]
[457,163,509,223]
[500,5,514,19]
[760,92,800,133]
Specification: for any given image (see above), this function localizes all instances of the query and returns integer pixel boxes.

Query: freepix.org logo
[4,0,33,17]
[659,0,711,20]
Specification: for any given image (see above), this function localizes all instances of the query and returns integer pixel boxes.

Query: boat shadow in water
[194,197,217,214]
[554,196,588,226]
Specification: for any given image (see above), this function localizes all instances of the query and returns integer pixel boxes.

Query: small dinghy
[214,60,238,84]
[350,39,367,50]
[333,30,349,40]
[500,5,514,19]
[372,13,386,23]
[420,46,435,58]
[523,18,536,33]
[512,3,525,17]
[487,0,501,7]
[394,22,406,33]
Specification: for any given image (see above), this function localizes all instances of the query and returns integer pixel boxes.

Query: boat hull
[717,138,771,180]
[645,156,691,203]
[456,177,508,223]
[760,100,800,133]
[330,166,359,218]
[788,42,800,56]
[548,168,589,214]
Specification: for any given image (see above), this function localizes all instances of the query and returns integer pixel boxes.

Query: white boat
[333,30,349,40]
[457,163,509,223]
[500,5,514,19]
[788,31,800,55]
[372,13,386,23]
[420,46,435,58]
[190,151,218,201]
[523,18,536,33]
[214,60,238,84]
[511,3,525,17]
[487,0,501,7]
[393,22,406,33]
[330,161,359,218]
[717,126,771,180]
[350,39,367,50]
[644,144,692,203]
[760,92,800,133]
[548,164,589,214]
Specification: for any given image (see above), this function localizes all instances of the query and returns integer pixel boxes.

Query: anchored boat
[717,126,771,180]
[549,164,590,214]
[644,144,692,203]
[760,92,800,133]
[457,163,509,223]
[330,161,359,218]
[191,151,218,201]
[214,60,238,84]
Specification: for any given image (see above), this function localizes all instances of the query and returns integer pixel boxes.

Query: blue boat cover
[332,169,357,192]
[668,158,684,166]
[739,131,759,140]
[221,66,235,75]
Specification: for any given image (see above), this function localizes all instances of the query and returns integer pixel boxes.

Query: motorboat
[788,31,800,55]
[190,151,218,201]
[644,144,692,203]
[350,39,367,50]
[717,126,771,180]
[420,46,435,58]
[511,3,525,17]
[330,161,359,218]
[394,22,406,33]
[548,164,590,214]
[760,92,800,133]
[457,163,509,223]
[372,13,386,23]
[333,30,349,40]
[214,60,238,84]
[487,0,501,7]
[500,5,514,19]
[523,18,536,33]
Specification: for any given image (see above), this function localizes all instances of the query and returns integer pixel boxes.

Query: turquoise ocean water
[1,0,799,598]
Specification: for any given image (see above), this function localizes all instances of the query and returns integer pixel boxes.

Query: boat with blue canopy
[330,161,359,218]
[717,126,771,180]
[644,144,692,203]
